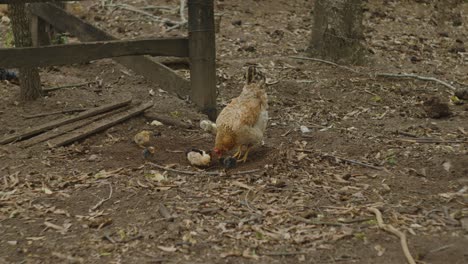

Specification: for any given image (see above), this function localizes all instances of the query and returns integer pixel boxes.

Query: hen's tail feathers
[245,65,265,85]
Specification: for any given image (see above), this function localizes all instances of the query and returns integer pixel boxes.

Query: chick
[186,148,211,167]
[143,146,156,159]
[134,130,152,148]
[200,120,217,134]
[219,156,237,169]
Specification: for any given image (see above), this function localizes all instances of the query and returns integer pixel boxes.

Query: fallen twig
[368,207,416,264]
[43,82,94,93]
[22,108,87,119]
[290,215,343,226]
[148,162,261,176]
[106,3,178,25]
[289,56,359,74]
[376,73,457,91]
[90,183,113,211]
[295,149,384,171]
[259,251,307,256]
[289,56,461,92]
[396,138,468,144]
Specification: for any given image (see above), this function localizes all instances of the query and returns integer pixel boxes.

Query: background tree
[10,2,42,100]
[308,0,366,64]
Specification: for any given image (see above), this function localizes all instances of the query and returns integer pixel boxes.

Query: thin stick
[295,149,384,171]
[260,251,307,256]
[376,73,457,91]
[106,3,178,24]
[147,162,261,176]
[289,56,360,74]
[22,108,86,119]
[43,82,93,92]
[368,208,416,264]
[396,138,468,144]
[90,183,113,211]
[289,56,460,91]
[290,215,343,226]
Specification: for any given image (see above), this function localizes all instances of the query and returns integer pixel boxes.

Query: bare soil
[1,0,467,263]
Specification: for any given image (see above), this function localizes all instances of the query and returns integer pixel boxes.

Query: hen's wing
[216,95,262,130]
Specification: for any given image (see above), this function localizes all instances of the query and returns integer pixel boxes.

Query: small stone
[300,125,311,133]
[88,154,98,162]
[151,120,163,126]
[231,20,242,26]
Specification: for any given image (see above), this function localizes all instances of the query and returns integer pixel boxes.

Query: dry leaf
[157,245,177,252]
[374,244,386,256]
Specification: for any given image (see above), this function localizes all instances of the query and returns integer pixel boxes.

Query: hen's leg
[238,146,251,163]
[232,146,243,158]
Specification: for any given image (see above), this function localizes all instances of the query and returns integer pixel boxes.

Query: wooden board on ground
[47,101,154,148]
[0,38,189,68]
[18,106,130,148]
[0,98,132,145]
[29,3,190,97]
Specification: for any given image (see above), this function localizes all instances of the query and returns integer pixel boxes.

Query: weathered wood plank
[0,98,132,144]
[188,0,217,120]
[29,2,190,97]
[0,38,189,68]
[48,101,154,148]
[18,107,130,148]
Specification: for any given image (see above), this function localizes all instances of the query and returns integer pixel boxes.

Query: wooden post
[30,15,51,46]
[188,0,217,121]
[30,2,65,46]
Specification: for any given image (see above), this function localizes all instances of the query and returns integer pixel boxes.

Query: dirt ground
[1,0,468,263]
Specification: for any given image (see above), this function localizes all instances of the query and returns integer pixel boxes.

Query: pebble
[88,154,98,161]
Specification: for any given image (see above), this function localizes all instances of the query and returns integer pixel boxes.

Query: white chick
[186,148,211,167]
[199,120,217,134]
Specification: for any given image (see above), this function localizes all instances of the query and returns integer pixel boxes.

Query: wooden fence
[0,0,217,119]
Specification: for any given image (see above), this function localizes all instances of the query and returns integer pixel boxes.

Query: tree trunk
[10,2,42,100]
[308,0,366,65]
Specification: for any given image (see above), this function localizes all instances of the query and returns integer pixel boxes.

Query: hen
[213,65,268,162]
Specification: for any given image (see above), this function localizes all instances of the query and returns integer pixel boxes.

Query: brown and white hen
[213,65,268,162]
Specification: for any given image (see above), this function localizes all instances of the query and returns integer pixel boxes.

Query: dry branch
[148,162,261,176]
[295,149,384,170]
[368,207,416,264]
[143,112,192,129]
[289,55,359,73]
[289,56,461,92]
[0,98,132,144]
[42,82,94,93]
[396,138,468,144]
[376,73,457,91]
[90,183,113,211]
